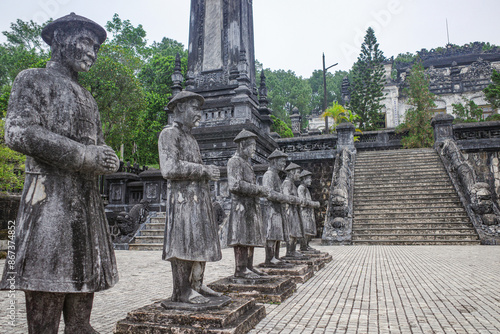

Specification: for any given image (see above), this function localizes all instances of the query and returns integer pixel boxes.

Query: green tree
[484,69,500,110]
[270,115,293,138]
[397,60,436,148]
[322,101,360,133]
[264,68,312,129]
[150,37,187,58]
[104,14,149,72]
[452,98,484,123]
[308,69,348,114]
[0,119,25,194]
[0,19,50,86]
[79,44,146,161]
[348,27,386,130]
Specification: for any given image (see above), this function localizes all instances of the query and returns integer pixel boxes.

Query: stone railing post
[336,122,356,152]
[431,114,454,148]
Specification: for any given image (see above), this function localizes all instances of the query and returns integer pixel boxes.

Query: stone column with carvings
[431,113,454,148]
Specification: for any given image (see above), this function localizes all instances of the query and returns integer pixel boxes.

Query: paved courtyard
[1,243,499,333]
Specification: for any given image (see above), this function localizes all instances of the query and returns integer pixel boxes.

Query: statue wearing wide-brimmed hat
[227,129,272,278]
[159,89,223,305]
[298,169,321,251]
[0,12,119,333]
[282,162,307,258]
[262,149,291,265]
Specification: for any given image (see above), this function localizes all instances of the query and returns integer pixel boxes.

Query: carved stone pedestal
[114,297,265,334]
[257,263,314,284]
[302,251,333,267]
[280,256,325,272]
[208,276,295,304]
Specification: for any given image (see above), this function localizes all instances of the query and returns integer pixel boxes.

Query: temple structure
[185,0,276,166]
[341,43,500,128]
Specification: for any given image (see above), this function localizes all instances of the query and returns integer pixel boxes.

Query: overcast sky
[1,0,499,78]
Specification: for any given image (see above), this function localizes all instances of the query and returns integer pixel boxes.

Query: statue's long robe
[227,155,266,247]
[298,184,317,236]
[262,168,288,242]
[158,123,221,262]
[0,61,118,293]
[282,178,304,239]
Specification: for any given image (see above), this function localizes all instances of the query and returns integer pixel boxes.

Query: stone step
[355,217,469,223]
[355,162,443,170]
[357,149,436,156]
[354,168,448,179]
[354,181,453,190]
[150,217,165,224]
[356,212,469,219]
[355,175,450,182]
[139,229,164,237]
[355,202,463,210]
[353,192,460,200]
[128,243,163,251]
[352,227,476,235]
[351,233,479,241]
[142,223,165,230]
[352,222,474,229]
[354,187,456,196]
[133,236,164,244]
[352,239,481,245]
[355,207,466,214]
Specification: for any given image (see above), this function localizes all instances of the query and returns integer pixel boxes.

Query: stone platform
[256,263,314,283]
[280,255,325,271]
[208,276,295,304]
[114,297,265,334]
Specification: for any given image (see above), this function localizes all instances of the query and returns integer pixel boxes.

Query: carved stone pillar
[336,122,356,153]
[290,107,302,137]
[431,114,454,148]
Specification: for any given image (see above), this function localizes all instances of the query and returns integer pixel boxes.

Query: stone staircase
[128,212,165,251]
[352,148,480,245]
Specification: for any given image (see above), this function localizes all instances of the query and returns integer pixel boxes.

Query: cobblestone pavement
[1,244,499,333]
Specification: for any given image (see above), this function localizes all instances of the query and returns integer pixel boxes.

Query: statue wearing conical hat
[0,13,118,333]
[227,130,272,278]
[298,170,320,252]
[282,163,306,258]
[159,90,223,305]
[262,149,290,265]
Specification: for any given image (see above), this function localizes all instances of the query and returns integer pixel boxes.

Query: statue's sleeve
[228,158,264,197]
[158,127,208,180]
[297,185,306,199]
[4,70,86,171]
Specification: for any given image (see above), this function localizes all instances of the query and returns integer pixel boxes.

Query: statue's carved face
[290,168,301,181]
[276,157,287,172]
[61,29,100,73]
[240,139,256,159]
[303,175,312,186]
[176,99,202,128]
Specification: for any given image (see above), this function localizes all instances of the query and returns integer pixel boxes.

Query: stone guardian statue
[262,149,290,265]
[298,170,320,251]
[159,91,222,304]
[0,13,119,334]
[227,130,270,278]
[282,163,306,258]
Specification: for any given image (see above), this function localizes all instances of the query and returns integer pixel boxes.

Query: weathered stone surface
[0,12,119,333]
[256,263,314,284]
[322,147,355,245]
[208,276,295,304]
[160,295,231,311]
[114,297,265,334]
[159,90,223,304]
